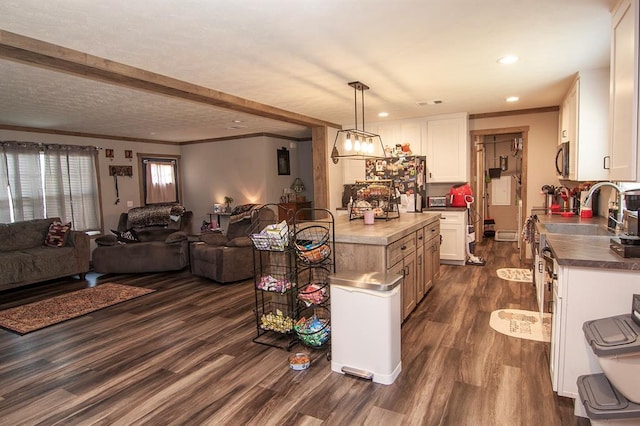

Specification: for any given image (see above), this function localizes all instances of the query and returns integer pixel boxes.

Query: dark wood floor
[0,239,590,425]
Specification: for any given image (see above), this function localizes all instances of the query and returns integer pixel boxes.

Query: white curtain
[0,142,44,222]
[0,141,100,231]
[145,160,177,204]
[43,145,100,231]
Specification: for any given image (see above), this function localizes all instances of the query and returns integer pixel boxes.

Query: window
[140,155,181,205]
[0,141,101,231]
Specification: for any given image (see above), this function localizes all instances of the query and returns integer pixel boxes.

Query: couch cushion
[165,231,187,243]
[226,236,253,247]
[0,247,75,286]
[0,218,59,252]
[44,221,71,247]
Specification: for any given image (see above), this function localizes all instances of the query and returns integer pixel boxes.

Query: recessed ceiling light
[506,96,520,102]
[498,55,519,65]
[378,112,389,118]
[232,119,243,123]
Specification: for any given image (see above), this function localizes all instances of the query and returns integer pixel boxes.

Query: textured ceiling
[0,0,617,143]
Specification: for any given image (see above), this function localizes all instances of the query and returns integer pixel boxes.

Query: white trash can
[329,271,403,385]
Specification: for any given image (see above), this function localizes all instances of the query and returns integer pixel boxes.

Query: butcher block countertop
[334,212,441,245]
[536,214,640,271]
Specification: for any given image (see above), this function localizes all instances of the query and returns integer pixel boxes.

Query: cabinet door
[402,251,417,320]
[424,237,434,294]
[432,235,441,282]
[416,238,425,302]
[439,211,466,264]
[424,113,469,182]
[609,0,639,181]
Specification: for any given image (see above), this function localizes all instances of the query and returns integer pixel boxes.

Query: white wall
[180,136,305,228]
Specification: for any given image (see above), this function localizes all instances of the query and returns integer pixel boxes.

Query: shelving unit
[250,204,298,350]
[293,208,335,359]
[250,205,335,357]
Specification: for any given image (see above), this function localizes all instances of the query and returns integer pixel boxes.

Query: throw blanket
[127,204,186,228]
[229,204,258,224]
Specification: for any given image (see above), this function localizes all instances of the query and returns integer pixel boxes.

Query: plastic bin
[583,314,640,403]
[329,271,403,385]
[577,374,640,425]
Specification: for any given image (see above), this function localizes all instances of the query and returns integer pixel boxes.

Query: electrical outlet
[127,201,133,207]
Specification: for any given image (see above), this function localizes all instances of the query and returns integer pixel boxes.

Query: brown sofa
[0,218,90,291]
[190,205,274,283]
[92,206,193,274]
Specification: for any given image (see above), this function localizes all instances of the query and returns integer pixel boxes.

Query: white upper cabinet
[609,0,640,181]
[373,119,422,155]
[423,113,469,183]
[558,69,610,181]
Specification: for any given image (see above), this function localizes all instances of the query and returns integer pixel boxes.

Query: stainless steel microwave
[555,141,570,178]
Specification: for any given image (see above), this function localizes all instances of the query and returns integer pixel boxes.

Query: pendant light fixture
[330,81,384,163]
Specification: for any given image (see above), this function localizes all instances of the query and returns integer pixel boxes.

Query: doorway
[470,127,529,261]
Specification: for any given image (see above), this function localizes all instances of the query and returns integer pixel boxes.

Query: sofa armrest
[67,230,90,273]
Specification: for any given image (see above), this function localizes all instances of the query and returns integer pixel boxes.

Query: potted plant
[224,196,234,212]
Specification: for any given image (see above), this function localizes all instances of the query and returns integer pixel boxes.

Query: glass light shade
[354,137,361,152]
[345,134,352,151]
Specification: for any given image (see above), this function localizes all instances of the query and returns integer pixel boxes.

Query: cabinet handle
[562,129,567,138]
[538,260,543,273]
[603,155,610,170]
[418,236,423,241]
[401,245,407,250]
[404,265,409,276]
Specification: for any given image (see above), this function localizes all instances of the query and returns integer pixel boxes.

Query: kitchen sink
[540,223,615,236]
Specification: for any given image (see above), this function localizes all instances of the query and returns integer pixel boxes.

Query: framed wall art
[277,148,290,175]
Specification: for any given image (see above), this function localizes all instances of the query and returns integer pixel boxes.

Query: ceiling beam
[0,30,340,130]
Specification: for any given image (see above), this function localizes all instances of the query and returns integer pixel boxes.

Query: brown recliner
[190,206,276,283]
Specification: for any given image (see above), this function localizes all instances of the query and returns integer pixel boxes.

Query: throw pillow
[111,228,139,243]
[44,221,71,247]
[95,234,119,246]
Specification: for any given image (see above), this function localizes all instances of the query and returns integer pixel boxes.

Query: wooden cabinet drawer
[424,221,440,240]
[387,233,416,267]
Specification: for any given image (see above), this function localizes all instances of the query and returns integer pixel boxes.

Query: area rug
[489,309,551,342]
[0,283,155,335]
[496,268,532,283]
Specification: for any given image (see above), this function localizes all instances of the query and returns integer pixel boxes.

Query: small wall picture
[124,150,132,159]
[277,148,290,175]
[105,149,114,158]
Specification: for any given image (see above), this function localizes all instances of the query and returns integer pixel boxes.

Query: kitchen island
[333,212,441,320]
[534,214,640,418]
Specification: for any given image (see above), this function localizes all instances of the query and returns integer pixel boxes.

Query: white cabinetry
[424,113,469,183]
[438,210,467,265]
[608,0,640,181]
[372,119,422,154]
[551,266,640,399]
[558,69,610,181]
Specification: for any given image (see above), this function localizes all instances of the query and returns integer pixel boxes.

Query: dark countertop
[536,214,640,271]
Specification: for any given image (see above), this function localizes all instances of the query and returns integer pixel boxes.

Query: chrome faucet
[582,182,625,231]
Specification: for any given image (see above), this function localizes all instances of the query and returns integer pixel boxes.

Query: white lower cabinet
[439,210,467,265]
[551,266,640,403]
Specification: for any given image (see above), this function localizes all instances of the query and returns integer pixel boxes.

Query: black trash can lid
[583,314,640,356]
[577,374,640,420]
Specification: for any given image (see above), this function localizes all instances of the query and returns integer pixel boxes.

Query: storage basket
[297,266,330,306]
[256,265,296,293]
[250,220,290,251]
[258,299,296,333]
[294,225,331,264]
[294,306,331,347]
